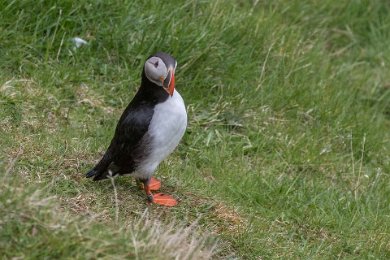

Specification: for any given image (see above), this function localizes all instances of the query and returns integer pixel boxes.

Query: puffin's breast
[135,90,187,176]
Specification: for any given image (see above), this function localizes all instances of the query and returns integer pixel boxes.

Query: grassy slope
[1,0,390,258]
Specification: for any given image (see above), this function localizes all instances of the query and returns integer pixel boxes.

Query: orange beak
[168,70,175,96]
[162,68,175,96]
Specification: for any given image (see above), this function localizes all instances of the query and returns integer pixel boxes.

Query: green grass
[1,0,390,258]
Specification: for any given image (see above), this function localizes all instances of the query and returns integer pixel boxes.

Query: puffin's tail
[85,168,108,181]
[85,166,110,181]
[86,146,113,181]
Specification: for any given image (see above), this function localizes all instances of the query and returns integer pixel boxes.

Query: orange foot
[152,193,178,207]
[143,178,177,207]
[149,177,161,191]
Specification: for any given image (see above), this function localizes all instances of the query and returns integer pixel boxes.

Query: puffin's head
[144,52,177,96]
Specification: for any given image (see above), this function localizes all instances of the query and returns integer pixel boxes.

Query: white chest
[135,89,187,177]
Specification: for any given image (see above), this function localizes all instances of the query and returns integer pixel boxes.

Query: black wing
[86,101,154,180]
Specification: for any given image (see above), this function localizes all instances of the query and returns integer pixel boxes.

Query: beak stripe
[168,70,175,96]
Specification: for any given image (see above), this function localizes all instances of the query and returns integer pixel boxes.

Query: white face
[144,57,168,86]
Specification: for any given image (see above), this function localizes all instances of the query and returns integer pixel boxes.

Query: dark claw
[147,194,154,203]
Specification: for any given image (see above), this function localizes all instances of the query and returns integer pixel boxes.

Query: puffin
[86,52,187,207]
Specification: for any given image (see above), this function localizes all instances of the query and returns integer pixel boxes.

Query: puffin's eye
[154,61,159,68]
